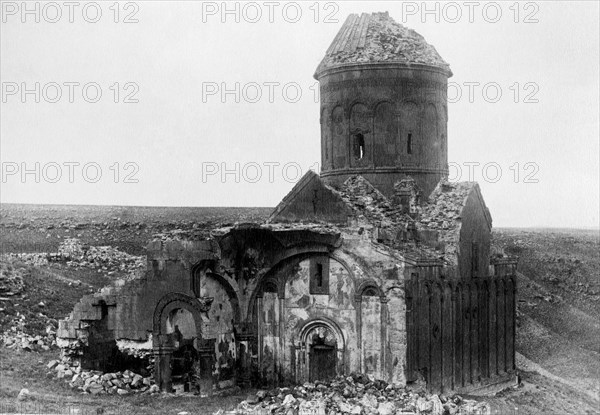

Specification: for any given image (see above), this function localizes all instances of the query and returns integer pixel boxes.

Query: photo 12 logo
[200,161,540,185]
[2,82,140,104]
[449,161,539,183]
[1,162,140,184]
[448,81,540,104]
[1,1,140,23]
[199,1,340,24]
[398,1,540,24]
[202,81,320,104]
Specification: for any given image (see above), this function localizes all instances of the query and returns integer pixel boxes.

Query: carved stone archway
[296,318,345,383]
[152,292,213,392]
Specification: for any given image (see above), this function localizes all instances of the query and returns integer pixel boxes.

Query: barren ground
[0,204,598,414]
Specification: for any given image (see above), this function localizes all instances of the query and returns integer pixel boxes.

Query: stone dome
[315,12,451,78]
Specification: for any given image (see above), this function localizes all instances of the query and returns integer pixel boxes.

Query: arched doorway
[166,308,199,389]
[298,319,345,383]
[308,326,338,382]
[152,293,213,393]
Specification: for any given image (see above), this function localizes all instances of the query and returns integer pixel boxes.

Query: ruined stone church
[58,12,517,395]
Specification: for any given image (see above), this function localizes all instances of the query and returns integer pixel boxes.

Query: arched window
[353,133,365,159]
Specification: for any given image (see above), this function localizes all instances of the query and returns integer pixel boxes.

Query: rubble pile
[319,12,450,72]
[417,181,474,264]
[338,176,407,227]
[232,374,490,415]
[420,181,472,232]
[57,238,145,279]
[151,228,215,242]
[47,359,157,396]
[6,238,145,281]
[1,317,57,351]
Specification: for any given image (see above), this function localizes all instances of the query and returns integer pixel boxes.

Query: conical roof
[315,12,451,77]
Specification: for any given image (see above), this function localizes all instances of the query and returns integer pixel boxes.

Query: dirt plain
[0,203,598,414]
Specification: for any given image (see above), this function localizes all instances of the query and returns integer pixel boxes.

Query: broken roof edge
[314,11,452,79]
[314,60,453,81]
[417,179,492,240]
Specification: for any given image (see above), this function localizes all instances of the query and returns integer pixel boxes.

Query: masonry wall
[318,65,449,197]
[251,238,408,386]
[59,231,410,388]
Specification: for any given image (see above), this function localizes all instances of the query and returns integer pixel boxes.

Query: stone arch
[299,317,345,348]
[349,102,371,166]
[356,279,384,299]
[299,317,346,381]
[246,249,341,320]
[152,292,214,392]
[331,105,347,169]
[260,277,279,295]
[191,263,241,323]
[328,252,358,281]
[153,292,209,337]
[321,106,333,169]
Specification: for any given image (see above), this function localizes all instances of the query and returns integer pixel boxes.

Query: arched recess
[374,101,397,167]
[298,317,346,382]
[401,101,419,160]
[152,292,213,392]
[153,292,209,337]
[349,102,371,167]
[246,249,339,322]
[356,279,384,298]
[321,107,333,170]
[355,279,386,378]
[423,103,439,163]
[331,105,347,169]
[191,263,241,323]
[189,265,241,386]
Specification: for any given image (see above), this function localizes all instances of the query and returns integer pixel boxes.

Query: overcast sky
[1,1,598,228]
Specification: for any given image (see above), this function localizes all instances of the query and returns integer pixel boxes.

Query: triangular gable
[269,171,353,224]
[465,183,493,230]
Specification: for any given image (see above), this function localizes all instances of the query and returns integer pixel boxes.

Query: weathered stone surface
[53,11,516,398]
[316,12,450,74]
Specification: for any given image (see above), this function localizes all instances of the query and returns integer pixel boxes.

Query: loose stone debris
[6,238,145,280]
[47,357,156,396]
[1,318,57,351]
[0,238,144,352]
[228,374,490,415]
